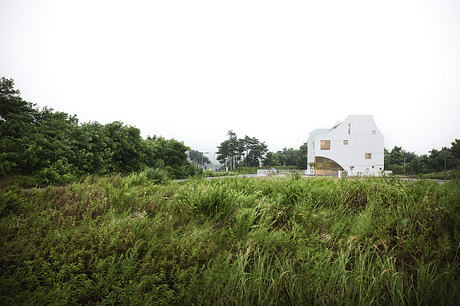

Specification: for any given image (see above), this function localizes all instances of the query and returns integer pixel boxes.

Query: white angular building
[306,115,384,176]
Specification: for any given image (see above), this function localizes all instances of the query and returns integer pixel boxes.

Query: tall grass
[1,176,459,304]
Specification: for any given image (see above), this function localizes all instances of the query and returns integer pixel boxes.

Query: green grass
[1,175,459,304]
[422,168,460,180]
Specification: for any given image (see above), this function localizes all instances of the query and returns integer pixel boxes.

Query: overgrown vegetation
[1,176,458,304]
[0,77,199,184]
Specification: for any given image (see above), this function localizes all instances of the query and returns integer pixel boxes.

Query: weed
[0,176,458,304]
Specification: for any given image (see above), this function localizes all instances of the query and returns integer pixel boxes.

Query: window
[343,140,348,145]
[348,123,351,135]
[365,153,372,159]
[320,140,330,150]
[372,130,376,134]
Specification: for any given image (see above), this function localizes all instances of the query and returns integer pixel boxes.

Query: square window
[372,130,376,134]
[320,140,330,150]
[343,140,348,145]
[365,153,372,159]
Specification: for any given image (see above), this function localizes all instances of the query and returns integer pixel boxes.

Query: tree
[241,136,268,167]
[262,145,307,169]
[188,150,210,168]
[143,136,196,178]
[384,141,460,175]
[0,77,198,180]
[297,142,308,169]
[216,130,268,170]
[216,130,242,170]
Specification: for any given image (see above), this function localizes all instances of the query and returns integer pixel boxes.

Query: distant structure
[306,115,384,176]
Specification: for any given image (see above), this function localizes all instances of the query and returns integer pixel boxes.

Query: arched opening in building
[312,156,344,176]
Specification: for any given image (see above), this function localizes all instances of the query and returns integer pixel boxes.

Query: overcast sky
[1,0,459,159]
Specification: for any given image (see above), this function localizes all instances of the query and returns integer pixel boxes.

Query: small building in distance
[306,115,384,176]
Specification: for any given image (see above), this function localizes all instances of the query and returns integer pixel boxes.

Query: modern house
[306,115,384,176]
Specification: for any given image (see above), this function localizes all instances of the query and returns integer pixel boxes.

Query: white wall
[307,115,384,176]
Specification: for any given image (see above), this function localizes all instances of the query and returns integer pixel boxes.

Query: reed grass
[1,176,459,304]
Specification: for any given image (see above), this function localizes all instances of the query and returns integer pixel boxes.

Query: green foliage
[188,149,210,168]
[217,130,268,169]
[143,168,170,184]
[0,77,196,182]
[236,166,257,174]
[39,158,77,185]
[1,176,458,304]
[0,188,24,216]
[263,143,308,169]
[385,141,460,175]
[422,167,460,180]
[143,136,197,179]
[201,170,237,177]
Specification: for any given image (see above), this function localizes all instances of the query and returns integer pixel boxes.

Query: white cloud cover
[1,0,459,157]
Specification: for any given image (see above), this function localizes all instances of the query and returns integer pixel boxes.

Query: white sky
[1,0,459,159]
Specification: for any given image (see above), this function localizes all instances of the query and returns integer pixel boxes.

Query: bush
[143,168,170,184]
[39,158,76,185]
[202,170,217,177]
[0,188,24,216]
[237,167,257,174]
[0,175,41,189]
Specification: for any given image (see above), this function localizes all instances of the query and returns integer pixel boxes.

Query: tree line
[384,141,460,175]
[216,130,308,170]
[216,130,269,170]
[2,76,459,182]
[263,144,308,169]
[216,128,459,175]
[0,77,198,183]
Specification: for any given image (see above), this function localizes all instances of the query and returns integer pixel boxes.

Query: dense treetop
[0,77,198,183]
[216,130,268,170]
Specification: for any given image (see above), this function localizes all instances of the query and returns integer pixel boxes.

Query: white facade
[306,115,384,176]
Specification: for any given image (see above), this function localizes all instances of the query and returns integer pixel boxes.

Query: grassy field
[1,175,459,304]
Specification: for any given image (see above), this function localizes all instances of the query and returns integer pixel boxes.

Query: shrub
[202,170,217,177]
[39,158,76,185]
[143,168,170,184]
[237,167,257,174]
[0,188,24,216]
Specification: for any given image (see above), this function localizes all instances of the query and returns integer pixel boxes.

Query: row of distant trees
[0,77,199,183]
[263,144,308,169]
[2,76,458,181]
[216,128,460,174]
[188,150,211,169]
[216,130,308,170]
[385,141,460,175]
[216,131,268,170]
